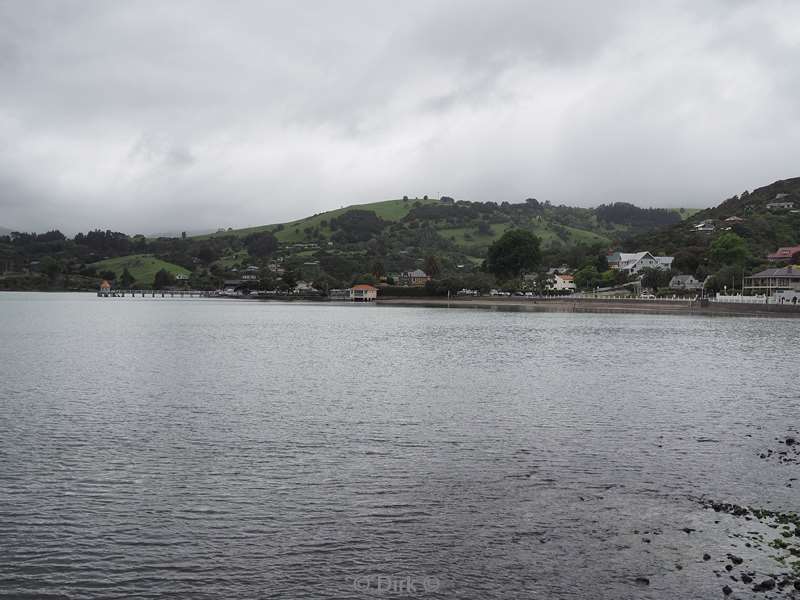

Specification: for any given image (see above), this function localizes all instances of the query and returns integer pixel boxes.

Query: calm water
[1,292,798,599]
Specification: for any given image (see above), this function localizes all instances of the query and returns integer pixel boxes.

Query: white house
[549,273,576,291]
[767,201,795,211]
[613,252,674,275]
[693,220,716,233]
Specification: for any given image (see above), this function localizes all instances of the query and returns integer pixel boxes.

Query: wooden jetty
[97,289,211,298]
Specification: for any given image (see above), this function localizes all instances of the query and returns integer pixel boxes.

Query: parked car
[640,292,656,299]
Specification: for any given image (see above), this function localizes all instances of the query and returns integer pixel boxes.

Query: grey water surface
[0,292,798,599]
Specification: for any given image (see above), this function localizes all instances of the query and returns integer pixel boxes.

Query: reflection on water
[0,293,798,599]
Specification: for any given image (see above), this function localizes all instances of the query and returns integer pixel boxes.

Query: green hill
[199,197,683,259]
[89,254,190,285]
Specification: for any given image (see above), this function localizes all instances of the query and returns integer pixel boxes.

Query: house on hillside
[669,274,702,291]
[398,269,430,286]
[350,284,378,302]
[99,279,112,292]
[610,252,674,275]
[767,245,800,263]
[693,220,716,233]
[175,273,189,281]
[766,201,795,211]
[724,216,744,224]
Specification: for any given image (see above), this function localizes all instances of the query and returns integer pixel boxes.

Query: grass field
[198,198,440,242]
[90,254,190,285]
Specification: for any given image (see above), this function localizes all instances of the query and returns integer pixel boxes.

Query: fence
[711,294,768,305]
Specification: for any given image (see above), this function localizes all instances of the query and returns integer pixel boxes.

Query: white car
[640,293,656,299]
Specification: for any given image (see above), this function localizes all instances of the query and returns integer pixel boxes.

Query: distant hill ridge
[199,197,693,260]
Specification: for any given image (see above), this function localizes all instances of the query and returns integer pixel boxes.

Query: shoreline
[5,290,800,318]
[376,296,800,318]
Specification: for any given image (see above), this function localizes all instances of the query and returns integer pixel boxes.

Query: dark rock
[722,585,732,595]
[786,437,796,446]
[725,564,733,572]
[741,574,753,584]
[634,577,650,586]
[752,578,775,592]
[682,527,696,534]
[794,580,800,590]
[703,553,711,561]
[728,554,743,565]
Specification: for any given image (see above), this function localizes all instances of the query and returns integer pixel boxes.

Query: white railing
[711,294,768,305]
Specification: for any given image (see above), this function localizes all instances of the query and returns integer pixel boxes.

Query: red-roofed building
[767,245,800,263]
[350,284,378,302]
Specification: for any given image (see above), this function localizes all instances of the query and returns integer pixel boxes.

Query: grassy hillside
[197,197,687,262]
[203,198,441,243]
[89,254,190,285]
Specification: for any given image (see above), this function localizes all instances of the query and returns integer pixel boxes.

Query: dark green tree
[486,229,541,279]
[709,232,749,267]
[153,268,174,289]
[120,267,135,288]
[281,270,298,290]
[424,255,441,278]
[573,266,602,290]
[639,267,672,291]
[244,231,279,258]
[371,261,385,278]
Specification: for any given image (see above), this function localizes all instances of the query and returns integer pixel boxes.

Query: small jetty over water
[97,288,211,298]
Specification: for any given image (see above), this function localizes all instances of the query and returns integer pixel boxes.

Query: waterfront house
[669,274,702,291]
[744,266,800,294]
[99,279,112,292]
[549,274,576,292]
[398,269,430,286]
[611,252,674,275]
[766,245,800,263]
[350,284,378,302]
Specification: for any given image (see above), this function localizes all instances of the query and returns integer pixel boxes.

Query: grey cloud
[0,0,799,234]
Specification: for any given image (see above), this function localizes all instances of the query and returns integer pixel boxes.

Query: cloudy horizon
[1,0,800,234]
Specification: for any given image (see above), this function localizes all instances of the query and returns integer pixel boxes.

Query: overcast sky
[1,1,799,234]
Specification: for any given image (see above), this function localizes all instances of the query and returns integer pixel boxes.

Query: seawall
[376,296,800,318]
